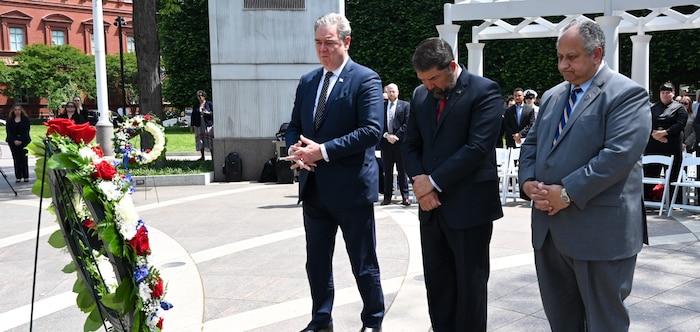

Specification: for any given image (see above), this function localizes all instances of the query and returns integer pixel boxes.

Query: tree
[2,44,95,111]
[158,0,212,111]
[106,52,139,106]
[133,0,163,119]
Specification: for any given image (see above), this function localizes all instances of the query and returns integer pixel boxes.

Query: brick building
[0,0,133,118]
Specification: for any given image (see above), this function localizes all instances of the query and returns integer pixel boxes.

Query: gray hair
[558,19,605,56]
[314,13,351,41]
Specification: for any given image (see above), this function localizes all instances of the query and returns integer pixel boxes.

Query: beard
[429,71,456,99]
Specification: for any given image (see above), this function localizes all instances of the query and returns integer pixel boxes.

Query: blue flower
[134,266,149,283]
[160,301,174,310]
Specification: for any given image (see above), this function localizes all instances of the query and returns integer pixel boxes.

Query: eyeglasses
[198,94,204,97]
[66,105,76,108]
[681,102,690,105]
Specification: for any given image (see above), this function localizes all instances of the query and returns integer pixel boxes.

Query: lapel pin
[456,89,462,95]
[339,78,344,83]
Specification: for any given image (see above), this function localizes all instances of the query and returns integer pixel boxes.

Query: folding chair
[502,148,521,204]
[668,156,700,216]
[495,148,510,205]
[641,155,674,216]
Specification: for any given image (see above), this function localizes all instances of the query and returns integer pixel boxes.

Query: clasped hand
[285,135,322,171]
[412,174,441,211]
[522,180,569,216]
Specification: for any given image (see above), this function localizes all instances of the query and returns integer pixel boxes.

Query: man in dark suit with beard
[503,87,535,148]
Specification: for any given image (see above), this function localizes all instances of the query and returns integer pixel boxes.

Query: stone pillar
[630,34,652,93]
[466,43,485,77]
[436,24,461,61]
[595,16,622,73]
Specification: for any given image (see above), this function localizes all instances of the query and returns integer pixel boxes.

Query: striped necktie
[553,86,581,145]
[314,71,333,129]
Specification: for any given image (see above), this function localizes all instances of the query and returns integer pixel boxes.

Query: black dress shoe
[300,325,333,332]
[401,198,411,206]
[380,199,391,206]
[359,327,381,332]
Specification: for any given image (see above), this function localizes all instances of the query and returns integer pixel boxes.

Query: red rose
[82,218,96,230]
[127,226,151,256]
[156,318,163,329]
[144,115,152,121]
[68,122,96,143]
[92,146,104,158]
[45,118,74,137]
[151,277,164,298]
[92,160,118,180]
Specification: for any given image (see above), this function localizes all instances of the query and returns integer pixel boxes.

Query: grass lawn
[21,121,196,153]
[6,120,211,174]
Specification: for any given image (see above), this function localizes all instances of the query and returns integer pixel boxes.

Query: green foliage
[159,0,212,111]
[106,52,139,104]
[2,44,96,109]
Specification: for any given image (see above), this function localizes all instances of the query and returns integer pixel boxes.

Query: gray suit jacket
[518,64,651,261]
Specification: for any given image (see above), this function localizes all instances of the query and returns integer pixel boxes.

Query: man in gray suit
[518,19,651,331]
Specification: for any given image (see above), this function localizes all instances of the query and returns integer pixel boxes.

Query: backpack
[258,157,277,183]
[224,152,243,182]
[275,122,289,141]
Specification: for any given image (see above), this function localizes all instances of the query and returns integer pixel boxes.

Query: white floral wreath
[113,115,166,165]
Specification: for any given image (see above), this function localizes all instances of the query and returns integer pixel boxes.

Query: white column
[630,34,652,93]
[92,0,114,155]
[466,43,485,77]
[595,16,622,73]
[436,24,461,61]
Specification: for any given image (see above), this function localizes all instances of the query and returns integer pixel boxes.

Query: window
[127,35,135,53]
[52,30,66,46]
[15,89,28,104]
[9,27,25,51]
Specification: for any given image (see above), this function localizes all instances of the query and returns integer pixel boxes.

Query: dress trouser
[302,173,385,329]
[535,233,637,332]
[9,144,29,180]
[381,143,408,201]
[420,210,493,332]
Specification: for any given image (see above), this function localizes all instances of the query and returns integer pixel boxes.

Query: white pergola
[438,0,700,92]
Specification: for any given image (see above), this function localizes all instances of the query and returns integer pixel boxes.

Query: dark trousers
[9,144,29,180]
[420,211,493,332]
[381,143,408,201]
[302,175,384,329]
[535,233,637,332]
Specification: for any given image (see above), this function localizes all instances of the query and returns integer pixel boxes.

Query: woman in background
[681,95,695,154]
[5,104,31,182]
[56,101,87,124]
[191,90,214,161]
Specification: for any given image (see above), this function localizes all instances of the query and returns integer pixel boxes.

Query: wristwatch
[561,188,571,204]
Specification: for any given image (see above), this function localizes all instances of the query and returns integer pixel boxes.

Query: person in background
[379,83,411,206]
[519,19,651,331]
[56,101,88,124]
[5,104,31,182]
[503,87,535,148]
[403,37,503,331]
[191,90,214,161]
[284,12,384,332]
[644,82,687,200]
[524,89,540,118]
[681,95,695,154]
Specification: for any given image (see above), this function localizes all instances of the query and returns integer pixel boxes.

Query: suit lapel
[541,84,570,156]
[315,60,353,131]
[555,67,609,144]
[435,68,469,134]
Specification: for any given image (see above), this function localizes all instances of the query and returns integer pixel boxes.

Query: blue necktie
[553,86,581,145]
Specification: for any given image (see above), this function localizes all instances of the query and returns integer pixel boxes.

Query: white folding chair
[502,148,521,204]
[641,155,674,216]
[495,148,510,205]
[668,156,700,216]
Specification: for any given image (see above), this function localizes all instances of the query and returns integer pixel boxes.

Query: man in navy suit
[503,87,535,148]
[285,13,384,332]
[403,37,504,331]
[380,83,411,206]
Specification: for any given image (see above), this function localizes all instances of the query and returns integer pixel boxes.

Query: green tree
[2,44,95,110]
[106,52,139,105]
[158,0,212,111]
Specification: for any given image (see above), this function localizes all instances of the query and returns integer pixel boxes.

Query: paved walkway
[0,142,699,331]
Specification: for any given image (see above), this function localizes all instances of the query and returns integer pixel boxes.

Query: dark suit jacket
[503,103,534,147]
[403,65,504,229]
[191,100,213,127]
[518,64,651,261]
[286,59,383,209]
[379,99,410,149]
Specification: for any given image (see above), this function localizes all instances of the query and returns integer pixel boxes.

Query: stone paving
[0,142,699,331]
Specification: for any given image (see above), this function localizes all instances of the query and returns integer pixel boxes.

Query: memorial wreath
[30,118,172,331]
[113,115,166,166]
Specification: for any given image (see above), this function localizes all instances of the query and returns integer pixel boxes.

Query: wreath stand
[29,139,134,331]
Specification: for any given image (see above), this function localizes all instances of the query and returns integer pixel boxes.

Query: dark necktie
[387,102,395,133]
[437,97,446,121]
[314,71,333,129]
[553,86,582,145]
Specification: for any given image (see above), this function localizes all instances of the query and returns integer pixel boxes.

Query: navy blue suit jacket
[403,65,504,229]
[286,59,383,208]
[379,99,410,149]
